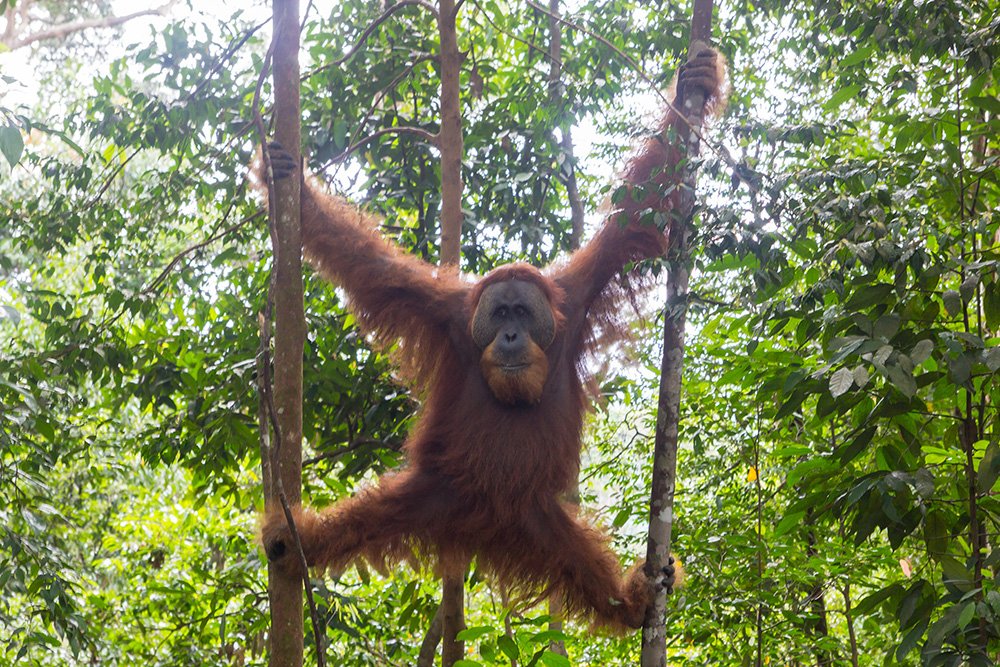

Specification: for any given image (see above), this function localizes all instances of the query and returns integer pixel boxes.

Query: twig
[183,19,270,103]
[523,0,743,179]
[302,437,402,466]
[82,150,139,210]
[338,125,439,163]
[143,203,263,296]
[306,0,438,78]
[325,55,437,176]
[469,0,555,65]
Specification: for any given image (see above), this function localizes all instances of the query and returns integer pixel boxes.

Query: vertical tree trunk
[640,2,714,666]
[438,0,463,268]
[441,573,466,666]
[545,1,581,655]
[841,574,859,666]
[437,0,466,662]
[804,516,830,667]
[417,606,444,667]
[547,0,585,248]
[265,2,304,667]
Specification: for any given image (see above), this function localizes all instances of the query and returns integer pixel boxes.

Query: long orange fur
[261,48,725,630]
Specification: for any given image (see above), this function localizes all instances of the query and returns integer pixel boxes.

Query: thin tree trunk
[955,67,991,653]
[437,0,467,662]
[754,410,764,667]
[842,580,859,667]
[545,0,580,653]
[417,606,444,667]
[640,2,714,666]
[264,2,304,667]
[547,0,584,247]
[438,0,463,267]
[804,515,830,667]
[441,571,466,666]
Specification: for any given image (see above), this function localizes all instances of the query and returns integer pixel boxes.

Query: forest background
[1,0,999,665]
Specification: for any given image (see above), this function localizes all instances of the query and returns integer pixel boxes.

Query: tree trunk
[437,0,467,662]
[265,2,305,667]
[441,573,466,666]
[437,0,463,268]
[640,2,715,666]
[544,1,581,653]
[547,0,585,248]
[804,515,830,667]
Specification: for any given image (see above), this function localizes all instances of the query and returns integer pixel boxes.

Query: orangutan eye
[495,305,509,318]
[514,305,529,317]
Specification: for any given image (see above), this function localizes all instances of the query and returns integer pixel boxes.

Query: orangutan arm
[551,47,726,316]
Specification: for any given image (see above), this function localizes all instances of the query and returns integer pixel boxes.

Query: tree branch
[523,0,739,177]
[416,604,444,667]
[306,0,438,79]
[4,2,178,50]
[326,125,439,167]
[302,437,402,467]
[546,0,584,248]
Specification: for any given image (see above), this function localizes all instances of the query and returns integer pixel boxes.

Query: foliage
[1,0,999,665]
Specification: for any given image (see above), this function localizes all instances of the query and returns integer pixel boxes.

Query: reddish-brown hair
[259,46,725,630]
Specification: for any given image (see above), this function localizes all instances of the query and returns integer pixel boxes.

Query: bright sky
[2,2,273,109]
[1,0,618,151]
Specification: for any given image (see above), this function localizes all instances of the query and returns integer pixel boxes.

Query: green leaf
[838,427,877,464]
[0,122,23,169]
[829,367,854,398]
[896,617,929,661]
[910,339,934,365]
[35,419,56,442]
[787,458,833,486]
[960,275,979,301]
[840,45,875,68]
[824,84,862,111]
[775,510,805,537]
[774,444,812,458]
[845,283,893,310]
[873,344,893,366]
[926,603,965,647]
[528,630,567,644]
[942,290,962,316]
[971,96,1000,115]
[886,362,916,397]
[949,353,973,386]
[333,118,348,149]
[855,583,903,615]
[457,626,494,642]
[978,441,1000,493]
[540,651,571,667]
[986,348,1000,372]
[985,282,1000,330]
[873,313,901,340]
[958,601,976,629]
[897,579,931,628]
[924,509,949,555]
[939,555,972,589]
[498,635,520,661]
[1,305,19,325]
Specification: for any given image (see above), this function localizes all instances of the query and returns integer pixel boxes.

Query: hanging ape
[261,47,724,629]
